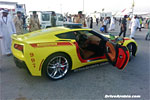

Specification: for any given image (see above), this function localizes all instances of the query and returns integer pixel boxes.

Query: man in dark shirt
[119,15,127,37]
[51,11,56,27]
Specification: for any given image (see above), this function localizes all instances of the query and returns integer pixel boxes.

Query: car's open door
[105,41,130,69]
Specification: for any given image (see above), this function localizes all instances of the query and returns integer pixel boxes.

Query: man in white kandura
[129,15,140,39]
[109,17,116,31]
[0,9,16,56]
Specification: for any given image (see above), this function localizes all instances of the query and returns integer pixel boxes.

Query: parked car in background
[26,11,64,30]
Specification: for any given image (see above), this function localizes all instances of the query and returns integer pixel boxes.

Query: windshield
[42,14,50,21]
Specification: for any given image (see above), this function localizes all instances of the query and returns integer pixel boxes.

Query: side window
[42,14,50,21]
[76,30,102,42]
[58,14,63,21]
[77,30,94,36]
[56,32,76,39]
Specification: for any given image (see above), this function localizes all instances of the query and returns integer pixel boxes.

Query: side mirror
[109,33,124,44]
[109,33,115,41]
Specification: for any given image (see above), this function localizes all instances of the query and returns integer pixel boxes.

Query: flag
[102,8,104,12]
[132,0,135,7]
[121,8,126,13]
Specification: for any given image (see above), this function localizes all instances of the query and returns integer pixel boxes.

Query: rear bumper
[14,57,27,69]
[14,56,32,75]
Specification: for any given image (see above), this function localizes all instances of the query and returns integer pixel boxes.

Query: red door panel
[105,41,130,70]
[115,46,130,69]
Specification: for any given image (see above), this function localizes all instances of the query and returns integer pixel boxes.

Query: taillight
[14,44,23,52]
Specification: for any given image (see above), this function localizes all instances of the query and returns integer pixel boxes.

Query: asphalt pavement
[0,22,150,100]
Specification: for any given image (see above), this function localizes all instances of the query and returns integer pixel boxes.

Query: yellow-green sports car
[11,24,138,80]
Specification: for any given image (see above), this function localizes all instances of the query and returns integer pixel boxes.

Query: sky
[1,0,150,14]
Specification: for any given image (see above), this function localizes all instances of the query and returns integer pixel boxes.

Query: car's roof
[13,27,92,43]
[26,26,91,36]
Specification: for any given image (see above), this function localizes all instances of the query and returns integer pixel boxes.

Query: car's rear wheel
[43,53,71,80]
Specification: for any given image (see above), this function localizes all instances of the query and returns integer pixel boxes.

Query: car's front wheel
[127,43,137,61]
[43,53,71,80]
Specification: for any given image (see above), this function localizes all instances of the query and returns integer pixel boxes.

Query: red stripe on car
[124,38,130,40]
[57,42,72,46]
[74,42,106,63]
[30,42,72,48]
[39,59,44,71]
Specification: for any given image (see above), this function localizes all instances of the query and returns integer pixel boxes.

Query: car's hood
[102,34,131,40]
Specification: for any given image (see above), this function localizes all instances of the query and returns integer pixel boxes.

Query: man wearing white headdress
[129,15,140,39]
[109,17,116,31]
[0,9,16,56]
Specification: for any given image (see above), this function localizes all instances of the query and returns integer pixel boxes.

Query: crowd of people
[91,15,148,40]
[67,13,148,40]
[0,8,61,56]
[0,9,150,56]
[119,15,147,39]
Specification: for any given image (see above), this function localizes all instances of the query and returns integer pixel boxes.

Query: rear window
[56,32,76,39]
[42,14,50,21]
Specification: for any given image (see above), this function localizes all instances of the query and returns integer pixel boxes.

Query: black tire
[127,44,132,61]
[127,43,136,61]
[42,53,72,80]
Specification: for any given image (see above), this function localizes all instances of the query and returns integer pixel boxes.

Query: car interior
[74,31,106,60]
